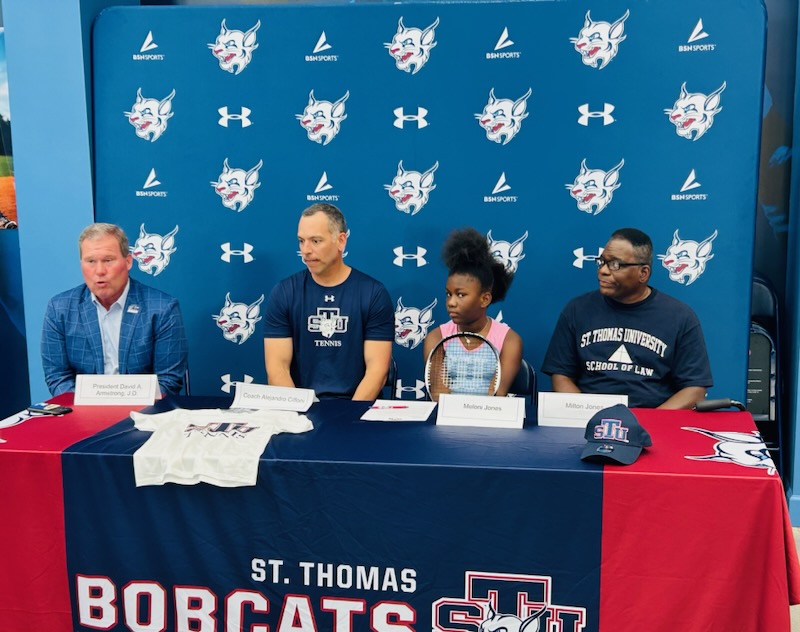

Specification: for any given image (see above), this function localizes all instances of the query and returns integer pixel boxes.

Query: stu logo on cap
[582,404,652,465]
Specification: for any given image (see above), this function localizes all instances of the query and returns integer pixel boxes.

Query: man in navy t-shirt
[263,204,394,399]
[542,228,712,409]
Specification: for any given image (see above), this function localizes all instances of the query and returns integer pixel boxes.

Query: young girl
[423,227,522,397]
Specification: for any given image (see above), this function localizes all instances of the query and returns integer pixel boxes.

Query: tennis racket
[424,332,501,402]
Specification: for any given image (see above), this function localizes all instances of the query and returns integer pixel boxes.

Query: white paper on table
[360,400,436,422]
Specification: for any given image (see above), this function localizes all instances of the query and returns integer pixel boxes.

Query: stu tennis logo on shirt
[185,422,257,438]
[308,307,349,345]
[432,570,586,631]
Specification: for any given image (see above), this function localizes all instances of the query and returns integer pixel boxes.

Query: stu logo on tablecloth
[683,428,777,475]
[432,570,586,631]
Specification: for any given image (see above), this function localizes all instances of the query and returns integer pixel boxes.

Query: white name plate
[537,392,629,428]
[232,383,314,412]
[436,394,524,429]
[75,374,159,406]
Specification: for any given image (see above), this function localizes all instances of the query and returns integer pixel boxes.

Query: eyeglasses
[595,257,648,272]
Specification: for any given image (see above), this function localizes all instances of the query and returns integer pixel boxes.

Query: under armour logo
[218,106,253,128]
[687,18,709,43]
[494,27,514,51]
[577,103,615,126]
[140,31,158,53]
[315,171,333,193]
[492,172,511,194]
[313,31,332,53]
[393,246,427,267]
[397,379,426,400]
[393,107,429,129]
[143,168,161,189]
[324,295,335,302]
[220,242,255,263]
[573,246,604,269]
[680,169,702,192]
[220,373,254,394]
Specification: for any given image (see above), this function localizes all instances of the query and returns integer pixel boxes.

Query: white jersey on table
[130,408,313,487]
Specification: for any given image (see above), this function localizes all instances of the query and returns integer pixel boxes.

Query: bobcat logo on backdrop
[566,159,624,215]
[385,17,439,74]
[131,224,178,277]
[297,90,350,145]
[476,88,532,145]
[212,293,264,344]
[210,158,263,212]
[487,230,528,274]
[385,161,439,215]
[683,427,776,475]
[394,297,437,350]
[570,10,630,69]
[658,229,718,286]
[208,19,260,74]
[124,88,175,142]
[665,82,726,140]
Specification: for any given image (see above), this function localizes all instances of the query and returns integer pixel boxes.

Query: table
[1,394,797,632]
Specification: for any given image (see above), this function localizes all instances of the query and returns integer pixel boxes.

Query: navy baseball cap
[581,404,652,465]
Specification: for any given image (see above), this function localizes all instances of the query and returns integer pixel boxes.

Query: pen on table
[370,405,409,409]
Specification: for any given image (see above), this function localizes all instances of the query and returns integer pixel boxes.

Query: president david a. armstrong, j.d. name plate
[436,393,524,429]
[74,374,159,406]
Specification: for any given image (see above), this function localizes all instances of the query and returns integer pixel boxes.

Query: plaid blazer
[41,278,188,396]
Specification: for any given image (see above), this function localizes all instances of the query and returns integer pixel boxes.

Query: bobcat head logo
[385,161,439,215]
[665,82,726,141]
[296,90,350,145]
[395,297,437,349]
[385,17,439,74]
[212,293,264,344]
[566,159,624,215]
[208,19,260,74]
[487,230,528,274]
[124,88,175,142]
[210,159,263,212]
[570,10,630,69]
[658,229,718,286]
[683,427,776,476]
[475,88,532,145]
[131,224,178,277]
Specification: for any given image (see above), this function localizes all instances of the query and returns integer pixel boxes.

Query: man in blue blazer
[41,223,188,396]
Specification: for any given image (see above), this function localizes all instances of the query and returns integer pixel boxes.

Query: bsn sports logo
[307,171,340,202]
[485,173,518,203]
[220,374,254,394]
[297,90,350,145]
[218,106,252,128]
[394,107,429,129]
[665,82,726,141]
[124,88,175,142]
[211,158,263,212]
[570,9,630,69]
[133,31,164,61]
[658,229,717,286]
[672,169,708,201]
[208,19,260,74]
[306,31,338,62]
[432,570,586,632]
[220,242,255,263]
[487,27,521,59]
[385,17,439,74]
[308,307,348,339]
[393,246,427,267]
[679,19,716,52]
[476,88,532,145]
[385,161,439,215]
[131,224,178,276]
[394,297,437,350]
[566,159,624,215]
[487,230,528,274]
[212,293,264,344]
[683,427,776,475]
[136,168,167,198]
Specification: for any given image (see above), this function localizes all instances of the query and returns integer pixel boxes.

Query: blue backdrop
[92,0,765,400]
